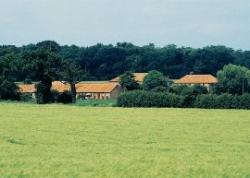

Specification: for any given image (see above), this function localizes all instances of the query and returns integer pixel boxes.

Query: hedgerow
[117,91,250,109]
[117,91,183,108]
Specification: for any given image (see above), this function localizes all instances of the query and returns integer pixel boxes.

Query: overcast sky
[0,0,250,49]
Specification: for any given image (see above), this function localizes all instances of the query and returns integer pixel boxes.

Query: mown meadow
[0,103,250,178]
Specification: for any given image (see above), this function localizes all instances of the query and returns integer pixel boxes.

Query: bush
[118,91,250,109]
[151,86,169,92]
[117,91,183,108]
[20,93,35,102]
[238,94,250,109]
[51,90,60,103]
[170,85,208,96]
[170,85,208,108]
[0,78,20,100]
[194,94,250,109]
[215,94,237,109]
[57,91,72,104]
[194,95,216,109]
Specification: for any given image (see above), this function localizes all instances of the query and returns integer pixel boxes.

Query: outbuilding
[174,74,218,91]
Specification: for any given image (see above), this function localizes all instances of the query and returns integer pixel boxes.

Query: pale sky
[0,0,250,49]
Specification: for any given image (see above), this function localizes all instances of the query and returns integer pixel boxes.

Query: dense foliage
[169,85,208,107]
[1,41,250,82]
[119,71,139,90]
[117,91,183,108]
[117,91,250,109]
[1,40,250,104]
[57,91,73,104]
[142,70,168,91]
[194,94,250,109]
[215,64,250,95]
[0,78,20,100]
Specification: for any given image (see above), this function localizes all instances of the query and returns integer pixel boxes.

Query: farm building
[76,82,123,99]
[110,73,148,84]
[17,84,36,99]
[174,74,218,91]
[18,81,123,100]
[51,81,70,93]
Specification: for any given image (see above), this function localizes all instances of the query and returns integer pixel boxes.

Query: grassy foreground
[0,103,250,178]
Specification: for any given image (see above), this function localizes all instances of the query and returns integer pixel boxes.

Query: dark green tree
[0,53,20,100]
[216,64,250,95]
[0,77,20,100]
[62,60,84,103]
[142,70,168,91]
[36,75,53,104]
[29,47,63,104]
[119,71,139,91]
[1,41,250,83]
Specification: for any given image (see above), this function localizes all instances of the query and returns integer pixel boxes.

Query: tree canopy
[119,71,139,91]
[1,41,250,101]
[142,70,168,91]
[216,64,250,95]
[0,41,250,82]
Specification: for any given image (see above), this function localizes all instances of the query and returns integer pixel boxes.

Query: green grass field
[75,99,116,107]
[0,103,250,178]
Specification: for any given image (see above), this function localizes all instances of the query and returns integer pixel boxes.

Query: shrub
[169,85,188,95]
[237,94,250,109]
[57,91,73,104]
[194,94,250,109]
[194,95,216,109]
[170,85,208,108]
[170,85,208,96]
[0,78,20,100]
[215,94,236,109]
[20,93,35,102]
[51,90,60,103]
[117,91,250,109]
[151,86,169,92]
[117,91,183,108]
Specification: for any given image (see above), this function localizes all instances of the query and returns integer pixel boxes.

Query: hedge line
[117,91,183,107]
[117,91,250,109]
[194,94,250,109]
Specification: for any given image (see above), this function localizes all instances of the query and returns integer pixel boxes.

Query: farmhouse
[76,82,123,99]
[17,84,36,99]
[18,81,123,100]
[174,74,218,91]
[110,73,148,84]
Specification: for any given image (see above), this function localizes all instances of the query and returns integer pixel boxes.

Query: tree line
[0,40,250,104]
[1,40,250,81]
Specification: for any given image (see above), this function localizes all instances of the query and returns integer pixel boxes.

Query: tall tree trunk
[70,82,77,103]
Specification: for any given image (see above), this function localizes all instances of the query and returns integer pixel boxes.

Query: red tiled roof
[18,81,120,94]
[51,81,70,93]
[76,83,119,93]
[18,84,36,93]
[175,74,218,84]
